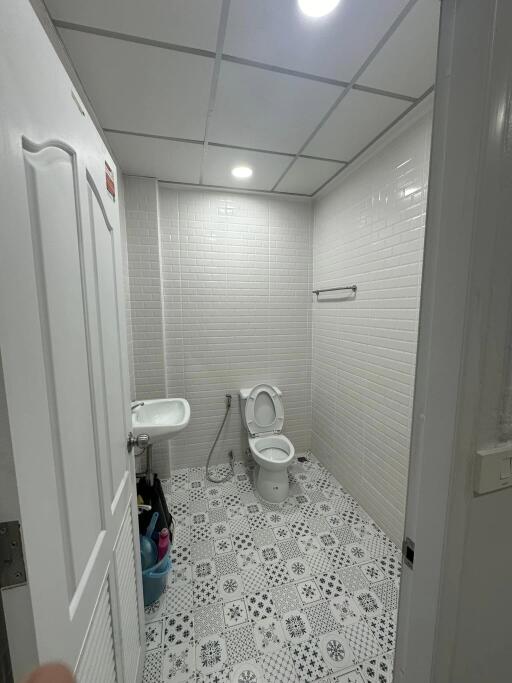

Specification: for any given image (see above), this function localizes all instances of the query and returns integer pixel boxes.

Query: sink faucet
[131,401,145,411]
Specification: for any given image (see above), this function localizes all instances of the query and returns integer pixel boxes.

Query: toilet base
[255,465,289,504]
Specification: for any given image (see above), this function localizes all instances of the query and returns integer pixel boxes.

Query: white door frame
[395,0,512,680]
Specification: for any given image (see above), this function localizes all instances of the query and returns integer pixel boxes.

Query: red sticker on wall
[105,161,116,201]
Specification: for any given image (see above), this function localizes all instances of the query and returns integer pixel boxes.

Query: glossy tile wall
[311,112,432,545]
[125,182,313,473]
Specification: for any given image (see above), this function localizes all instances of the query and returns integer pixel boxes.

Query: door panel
[22,140,104,595]
[86,175,128,505]
[0,2,144,680]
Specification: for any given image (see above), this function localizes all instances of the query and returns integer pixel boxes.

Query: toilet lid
[244,384,284,437]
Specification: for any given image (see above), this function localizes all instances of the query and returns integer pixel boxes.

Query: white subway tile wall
[124,176,169,471]
[125,183,313,473]
[122,113,431,531]
[311,113,432,545]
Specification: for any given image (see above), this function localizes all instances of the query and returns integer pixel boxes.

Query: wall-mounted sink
[131,398,190,444]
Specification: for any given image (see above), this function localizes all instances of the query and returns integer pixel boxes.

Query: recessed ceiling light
[298,0,341,18]
[231,166,253,179]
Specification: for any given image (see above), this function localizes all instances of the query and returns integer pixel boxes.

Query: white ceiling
[46,0,439,197]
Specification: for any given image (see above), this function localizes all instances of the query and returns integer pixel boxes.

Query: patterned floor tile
[343,620,382,662]
[264,560,291,587]
[372,580,399,612]
[193,602,225,639]
[162,612,193,647]
[289,638,331,681]
[304,600,339,635]
[281,609,312,643]
[367,611,397,652]
[193,559,217,582]
[218,572,244,601]
[224,599,248,627]
[359,562,386,584]
[196,635,228,674]
[277,538,302,560]
[225,622,258,664]
[271,583,303,616]
[319,631,356,672]
[254,617,286,655]
[329,595,362,627]
[286,557,311,581]
[339,566,370,594]
[353,589,384,618]
[193,578,219,607]
[317,573,346,600]
[141,458,400,681]
[242,565,268,593]
[230,660,264,683]
[216,552,240,576]
[145,620,162,651]
[162,643,195,682]
[245,591,276,621]
[296,579,322,605]
[358,653,394,682]
[260,647,298,683]
[142,649,162,682]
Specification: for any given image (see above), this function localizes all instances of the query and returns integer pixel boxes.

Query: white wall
[125,181,312,472]
[311,112,432,545]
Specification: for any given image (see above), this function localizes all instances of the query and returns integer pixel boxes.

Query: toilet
[239,384,295,503]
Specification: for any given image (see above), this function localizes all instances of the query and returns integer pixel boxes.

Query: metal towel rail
[312,285,357,298]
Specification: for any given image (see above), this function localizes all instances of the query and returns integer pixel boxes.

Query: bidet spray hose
[206,394,234,483]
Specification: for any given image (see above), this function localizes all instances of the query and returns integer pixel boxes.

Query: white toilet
[239,384,295,503]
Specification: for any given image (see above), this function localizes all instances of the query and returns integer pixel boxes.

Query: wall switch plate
[474,444,512,494]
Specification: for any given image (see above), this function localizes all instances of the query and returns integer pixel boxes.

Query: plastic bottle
[157,527,170,561]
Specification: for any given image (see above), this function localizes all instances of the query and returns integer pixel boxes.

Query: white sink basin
[131,398,190,444]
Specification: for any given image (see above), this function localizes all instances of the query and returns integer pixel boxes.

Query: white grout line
[199,0,231,184]
[271,0,421,192]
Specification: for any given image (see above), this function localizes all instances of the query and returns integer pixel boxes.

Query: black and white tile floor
[143,454,401,683]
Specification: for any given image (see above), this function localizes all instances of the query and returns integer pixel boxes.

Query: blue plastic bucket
[142,554,172,606]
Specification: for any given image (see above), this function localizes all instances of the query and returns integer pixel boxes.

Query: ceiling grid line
[199,0,231,184]
[271,0,421,192]
[52,19,420,104]
[49,0,438,196]
[311,84,435,196]
[103,127,349,164]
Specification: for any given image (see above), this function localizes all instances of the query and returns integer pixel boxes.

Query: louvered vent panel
[115,508,142,682]
[76,581,116,683]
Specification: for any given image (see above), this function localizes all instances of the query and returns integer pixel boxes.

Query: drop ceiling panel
[358,0,440,98]
[203,147,293,191]
[304,89,409,161]
[208,61,341,154]
[106,132,202,183]
[59,28,213,139]
[224,0,409,82]
[276,158,344,195]
[46,0,222,51]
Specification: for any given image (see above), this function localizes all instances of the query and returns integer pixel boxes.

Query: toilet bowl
[240,384,295,503]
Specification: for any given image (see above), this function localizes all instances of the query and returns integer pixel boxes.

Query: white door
[0,3,144,681]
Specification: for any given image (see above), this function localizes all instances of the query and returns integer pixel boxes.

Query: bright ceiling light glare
[298,0,341,18]
[231,166,253,179]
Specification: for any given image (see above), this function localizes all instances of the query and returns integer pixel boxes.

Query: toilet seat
[244,383,284,437]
